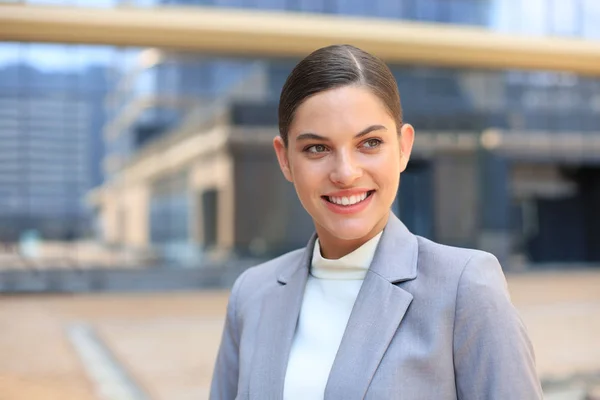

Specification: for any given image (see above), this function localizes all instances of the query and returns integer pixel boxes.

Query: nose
[329,150,362,186]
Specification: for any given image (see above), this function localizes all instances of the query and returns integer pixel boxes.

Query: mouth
[322,190,375,206]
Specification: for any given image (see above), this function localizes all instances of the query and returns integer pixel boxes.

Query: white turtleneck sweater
[283,232,383,400]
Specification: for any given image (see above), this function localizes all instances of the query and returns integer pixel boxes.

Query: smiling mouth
[322,190,375,206]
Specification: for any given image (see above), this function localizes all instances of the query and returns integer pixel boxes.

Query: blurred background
[0,0,599,399]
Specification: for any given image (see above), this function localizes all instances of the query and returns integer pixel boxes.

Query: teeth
[328,192,370,206]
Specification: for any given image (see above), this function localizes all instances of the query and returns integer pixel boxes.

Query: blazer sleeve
[453,252,543,400]
[210,270,248,400]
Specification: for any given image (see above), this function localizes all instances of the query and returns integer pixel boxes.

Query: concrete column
[99,189,121,245]
[122,183,150,248]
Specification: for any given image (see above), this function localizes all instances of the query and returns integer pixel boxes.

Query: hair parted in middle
[278,44,403,146]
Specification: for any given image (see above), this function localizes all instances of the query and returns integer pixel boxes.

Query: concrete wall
[230,141,314,257]
[432,153,479,248]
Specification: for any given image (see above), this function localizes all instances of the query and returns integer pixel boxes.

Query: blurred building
[3,0,600,268]
[0,60,108,241]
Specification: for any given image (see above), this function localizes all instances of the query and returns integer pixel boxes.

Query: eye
[305,144,328,153]
[362,138,382,149]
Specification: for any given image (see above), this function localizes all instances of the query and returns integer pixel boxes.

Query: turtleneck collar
[310,232,383,280]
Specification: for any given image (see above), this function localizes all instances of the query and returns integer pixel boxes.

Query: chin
[321,216,379,241]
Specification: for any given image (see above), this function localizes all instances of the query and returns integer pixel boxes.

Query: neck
[316,212,388,259]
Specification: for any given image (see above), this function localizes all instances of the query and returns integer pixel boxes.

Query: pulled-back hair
[278,44,403,146]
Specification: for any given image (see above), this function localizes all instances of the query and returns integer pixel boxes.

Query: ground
[0,269,599,399]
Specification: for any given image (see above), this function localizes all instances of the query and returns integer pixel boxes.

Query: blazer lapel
[324,213,419,400]
[248,234,315,400]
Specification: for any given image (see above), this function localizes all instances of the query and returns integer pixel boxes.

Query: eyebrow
[295,124,387,142]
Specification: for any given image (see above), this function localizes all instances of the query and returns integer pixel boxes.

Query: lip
[321,190,375,215]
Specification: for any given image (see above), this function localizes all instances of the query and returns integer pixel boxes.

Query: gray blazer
[210,213,543,399]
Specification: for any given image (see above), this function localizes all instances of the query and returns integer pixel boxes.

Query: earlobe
[273,136,294,183]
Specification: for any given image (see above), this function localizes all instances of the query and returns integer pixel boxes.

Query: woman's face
[274,85,414,250]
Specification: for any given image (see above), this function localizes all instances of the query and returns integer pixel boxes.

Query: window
[149,172,191,244]
[297,0,325,13]
[492,0,548,36]
[333,0,368,16]
[0,108,20,118]
[150,193,190,244]
[583,0,600,38]
[549,0,580,36]
[374,0,403,19]
[252,0,286,10]
[202,189,218,247]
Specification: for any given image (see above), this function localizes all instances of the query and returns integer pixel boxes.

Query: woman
[210,44,543,400]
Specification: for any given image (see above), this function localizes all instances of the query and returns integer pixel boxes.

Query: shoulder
[413,236,509,309]
[231,247,306,303]
[415,235,502,282]
[413,237,516,334]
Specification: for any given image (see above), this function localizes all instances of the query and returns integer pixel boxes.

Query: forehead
[289,85,395,140]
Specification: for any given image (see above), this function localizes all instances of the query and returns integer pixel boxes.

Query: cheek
[364,152,401,184]
[289,159,326,196]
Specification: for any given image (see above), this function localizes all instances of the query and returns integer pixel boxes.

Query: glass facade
[109,54,600,143]
[0,43,111,240]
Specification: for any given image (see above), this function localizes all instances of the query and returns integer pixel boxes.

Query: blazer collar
[274,211,418,284]
[276,231,316,284]
[248,238,311,398]
[249,211,419,399]
[369,211,418,283]
[324,213,418,399]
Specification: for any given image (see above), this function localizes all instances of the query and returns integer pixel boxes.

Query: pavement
[0,269,599,400]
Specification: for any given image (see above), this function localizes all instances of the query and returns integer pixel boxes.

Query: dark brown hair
[278,44,403,146]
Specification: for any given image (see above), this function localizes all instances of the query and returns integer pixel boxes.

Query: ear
[399,124,415,173]
[273,136,293,182]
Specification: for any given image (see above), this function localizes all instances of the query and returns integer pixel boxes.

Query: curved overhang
[2,4,600,75]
